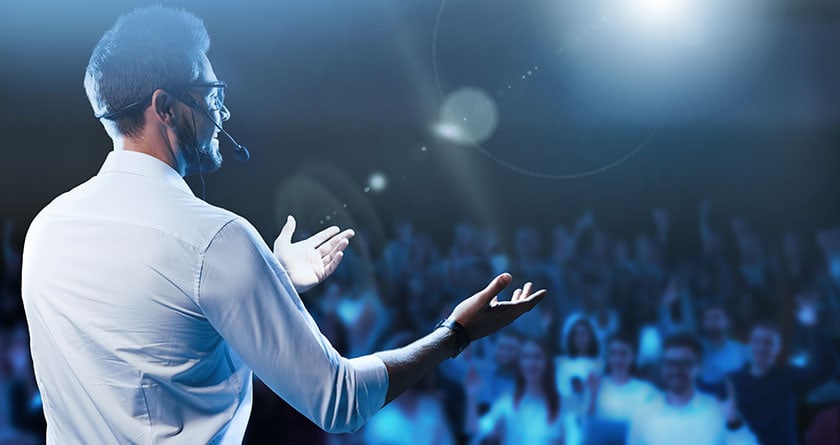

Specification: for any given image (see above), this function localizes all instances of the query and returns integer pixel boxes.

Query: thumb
[476,273,513,305]
[278,215,296,244]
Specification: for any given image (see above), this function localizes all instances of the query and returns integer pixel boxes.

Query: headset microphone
[191,103,251,163]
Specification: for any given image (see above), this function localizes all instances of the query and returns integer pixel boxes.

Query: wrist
[435,318,471,358]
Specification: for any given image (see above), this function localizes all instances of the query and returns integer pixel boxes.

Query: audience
[2,202,839,444]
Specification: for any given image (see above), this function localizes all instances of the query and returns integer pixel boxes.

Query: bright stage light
[433,87,499,146]
[367,173,387,193]
[637,0,685,24]
[625,0,693,33]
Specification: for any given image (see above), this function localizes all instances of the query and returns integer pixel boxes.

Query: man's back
[22,151,249,444]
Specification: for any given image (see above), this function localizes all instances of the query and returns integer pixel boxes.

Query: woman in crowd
[584,332,658,444]
[468,337,565,445]
[555,315,604,436]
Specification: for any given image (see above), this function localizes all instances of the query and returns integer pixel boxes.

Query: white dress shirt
[21,150,389,444]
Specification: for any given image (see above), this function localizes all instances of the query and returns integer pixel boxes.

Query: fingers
[317,229,355,255]
[490,288,547,309]
[475,273,513,305]
[322,250,345,278]
[277,215,296,244]
[513,283,532,302]
[308,225,342,247]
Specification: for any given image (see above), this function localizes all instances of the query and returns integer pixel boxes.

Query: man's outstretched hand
[273,215,355,293]
[448,273,548,341]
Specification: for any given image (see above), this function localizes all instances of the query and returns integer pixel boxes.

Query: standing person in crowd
[728,298,837,445]
[556,316,603,398]
[556,315,603,445]
[584,332,657,445]
[472,330,523,416]
[628,333,757,445]
[696,303,749,395]
[468,338,565,445]
[20,7,549,443]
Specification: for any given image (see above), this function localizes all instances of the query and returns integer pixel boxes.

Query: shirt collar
[98,150,193,196]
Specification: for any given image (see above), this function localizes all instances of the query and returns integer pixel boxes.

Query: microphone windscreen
[233,145,250,163]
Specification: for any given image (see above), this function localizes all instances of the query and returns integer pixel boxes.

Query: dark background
[0,0,838,254]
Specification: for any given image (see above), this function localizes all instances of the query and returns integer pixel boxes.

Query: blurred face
[572,322,593,355]
[662,346,699,394]
[702,308,728,341]
[607,340,634,375]
[494,335,521,368]
[749,327,781,371]
[519,341,547,385]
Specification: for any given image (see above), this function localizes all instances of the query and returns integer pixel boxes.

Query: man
[696,302,749,398]
[628,333,757,445]
[728,303,837,445]
[474,329,522,414]
[20,7,547,443]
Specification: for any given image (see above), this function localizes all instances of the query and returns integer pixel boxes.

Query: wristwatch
[435,318,471,358]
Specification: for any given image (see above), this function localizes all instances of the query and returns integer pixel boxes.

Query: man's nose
[220,104,231,122]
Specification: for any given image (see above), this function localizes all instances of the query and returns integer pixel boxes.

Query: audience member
[628,333,758,445]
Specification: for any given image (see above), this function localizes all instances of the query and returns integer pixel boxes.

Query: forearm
[374,327,457,405]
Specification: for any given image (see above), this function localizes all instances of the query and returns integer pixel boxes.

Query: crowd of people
[1,200,840,444]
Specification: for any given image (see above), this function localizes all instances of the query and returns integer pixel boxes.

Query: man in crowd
[20,7,547,443]
[697,302,749,396]
[474,329,522,414]
[729,300,837,445]
[628,333,757,445]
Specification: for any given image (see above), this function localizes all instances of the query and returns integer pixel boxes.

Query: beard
[177,111,223,177]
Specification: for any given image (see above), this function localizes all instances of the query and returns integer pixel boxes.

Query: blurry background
[1,0,839,444]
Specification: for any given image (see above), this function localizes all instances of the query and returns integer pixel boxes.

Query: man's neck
[610,372,631,385]
[749,363,771,377]
[665,387,695,407]
[116,131,183,176]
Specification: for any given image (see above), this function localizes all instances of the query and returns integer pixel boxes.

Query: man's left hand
[273,215,355,293]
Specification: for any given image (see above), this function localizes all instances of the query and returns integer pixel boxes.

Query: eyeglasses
[95,80,228,120]
[177,81,227,112]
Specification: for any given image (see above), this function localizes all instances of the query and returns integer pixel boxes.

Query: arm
[791,297,838,391]
[376,276,546,404]
[723,380,759,445]
[585,372,602,416]
[201,219,547,432]
[200,219,386,433]
[791,328,838,391]
[658,277,694,335]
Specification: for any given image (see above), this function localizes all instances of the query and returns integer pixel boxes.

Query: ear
[151,89,179,128]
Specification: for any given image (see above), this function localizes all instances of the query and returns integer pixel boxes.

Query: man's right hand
[447,273,547,341]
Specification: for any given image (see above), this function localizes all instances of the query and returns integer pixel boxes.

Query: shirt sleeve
[196,218,389,433]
